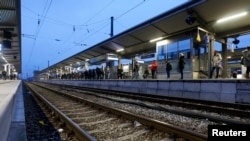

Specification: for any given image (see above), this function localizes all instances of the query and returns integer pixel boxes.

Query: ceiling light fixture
[150,37,163,42]
[116,48,124,52]
[216,12,248,23]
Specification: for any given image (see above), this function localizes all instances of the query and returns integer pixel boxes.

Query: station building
[35,0,250,80]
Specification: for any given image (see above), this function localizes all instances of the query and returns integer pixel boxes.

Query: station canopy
[40,0,250,72]
[0,0,21,73]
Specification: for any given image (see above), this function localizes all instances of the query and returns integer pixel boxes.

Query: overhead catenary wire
[78,0,148,45]
[34,0,52,36]
[81,0,115,26]
[26,0,53,68]
[23,0,150,72]
[22,0,147,45]
[23,5,110,29]
[46,0,149,68]
[22,1,109,51]
[115,0,148,20]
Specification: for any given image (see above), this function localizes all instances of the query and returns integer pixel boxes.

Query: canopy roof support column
[222,38,228,78]
[208,34,215,78]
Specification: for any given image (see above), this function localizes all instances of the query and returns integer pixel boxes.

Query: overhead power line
[27,0,53,67]
[116,0,148,20]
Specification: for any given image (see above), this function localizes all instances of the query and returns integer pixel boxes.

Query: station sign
[141,53,155,59]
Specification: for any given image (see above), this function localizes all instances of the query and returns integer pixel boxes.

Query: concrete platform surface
[0,80,26,141]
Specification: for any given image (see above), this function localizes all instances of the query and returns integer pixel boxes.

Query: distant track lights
[185,11,196,25]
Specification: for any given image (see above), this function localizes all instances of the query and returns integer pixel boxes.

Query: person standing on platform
[132,62,139,79]
[143,67,149,79]
[210,50,222,78]
[96,66,101,79]
[150,60,158,79]
[2,70,7,80]
[178,53,185,79]
[105,66,110,79]
[242,46,250,79]
[117,64,123,79]
[165,60,172,79]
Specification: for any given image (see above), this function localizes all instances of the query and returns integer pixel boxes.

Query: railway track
[36,82,250,125]
[24,81,207,141]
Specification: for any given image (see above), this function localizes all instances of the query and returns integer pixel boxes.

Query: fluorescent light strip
[136,60,144,63]
[107,57,118,61]
[1,56,8,63]
[116,48,124,52]
[217,12,247,23]
[150,37,163,42]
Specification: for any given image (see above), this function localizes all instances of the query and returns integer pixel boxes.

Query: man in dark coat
[178,53,185,79]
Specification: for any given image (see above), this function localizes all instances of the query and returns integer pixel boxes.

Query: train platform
[0,80,27,141]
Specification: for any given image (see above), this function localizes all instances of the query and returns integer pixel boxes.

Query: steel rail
[24,82,98,141]
[56,83,250,118]
[28,81,207,141]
